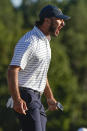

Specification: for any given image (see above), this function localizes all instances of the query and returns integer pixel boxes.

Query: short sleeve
[10,40,35,70]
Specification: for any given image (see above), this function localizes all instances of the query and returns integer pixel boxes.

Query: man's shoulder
[19,29,39,44]
[15,29,39,51]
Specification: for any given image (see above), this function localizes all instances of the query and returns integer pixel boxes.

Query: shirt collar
[33,26,51,42]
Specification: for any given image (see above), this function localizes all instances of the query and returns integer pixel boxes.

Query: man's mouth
[55,26,63,35]
[55,28,59,35]
[58,26,63,30]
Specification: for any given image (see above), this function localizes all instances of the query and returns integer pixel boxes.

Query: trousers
[15,87,47,131]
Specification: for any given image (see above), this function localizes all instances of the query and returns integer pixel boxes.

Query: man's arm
[44,78,57,111]
[7,65,27,114]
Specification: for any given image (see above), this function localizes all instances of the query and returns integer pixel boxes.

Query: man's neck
[38,26,51,41]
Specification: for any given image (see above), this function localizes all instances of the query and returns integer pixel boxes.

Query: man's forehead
[46,17,64,22]
[55,17,64,22]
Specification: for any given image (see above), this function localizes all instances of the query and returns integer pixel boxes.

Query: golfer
[7,5,70,131]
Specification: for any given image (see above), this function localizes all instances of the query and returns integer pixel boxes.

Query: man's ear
[44,18,51,26]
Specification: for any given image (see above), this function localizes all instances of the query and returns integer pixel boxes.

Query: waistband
[19,87,42,96]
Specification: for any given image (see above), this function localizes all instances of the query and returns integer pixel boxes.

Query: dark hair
[35,18,44,27]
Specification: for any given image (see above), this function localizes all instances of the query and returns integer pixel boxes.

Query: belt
[19,87,42,96]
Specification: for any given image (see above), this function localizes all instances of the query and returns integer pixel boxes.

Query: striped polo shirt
[10,26,51,93]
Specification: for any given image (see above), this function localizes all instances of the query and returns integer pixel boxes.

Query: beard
[49,21,59,37]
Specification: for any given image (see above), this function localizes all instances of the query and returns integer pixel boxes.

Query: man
[7,5,70,131]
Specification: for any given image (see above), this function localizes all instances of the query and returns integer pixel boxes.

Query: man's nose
[61,21,65,27]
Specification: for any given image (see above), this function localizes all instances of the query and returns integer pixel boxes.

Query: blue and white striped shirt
[10,26,51,93]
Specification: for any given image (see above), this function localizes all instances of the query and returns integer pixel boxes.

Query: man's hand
[47,97,58,111]
[13,98,28,115]
[44,79,58,111]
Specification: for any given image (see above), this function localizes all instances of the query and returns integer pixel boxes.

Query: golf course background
[0,0,87,131]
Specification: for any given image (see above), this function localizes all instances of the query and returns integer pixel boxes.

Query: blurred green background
[0,0,87,131]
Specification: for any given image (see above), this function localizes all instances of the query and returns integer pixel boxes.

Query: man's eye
[61,22,65,26]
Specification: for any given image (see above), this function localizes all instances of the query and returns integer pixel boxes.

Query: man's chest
[34,40,51,62]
